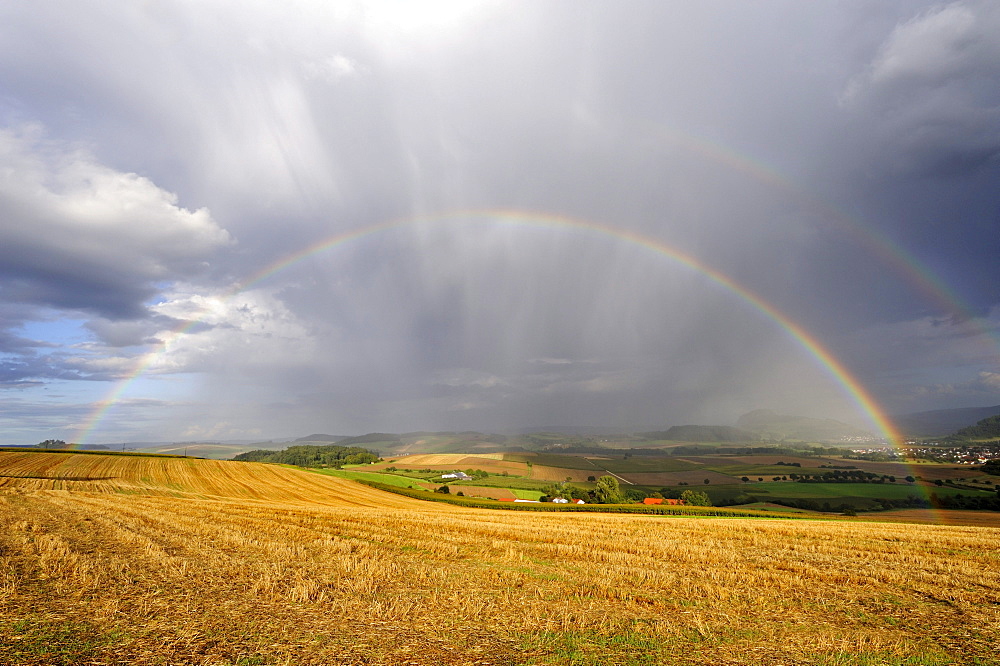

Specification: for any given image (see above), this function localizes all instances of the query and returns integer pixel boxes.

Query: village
[852,443,1000,466]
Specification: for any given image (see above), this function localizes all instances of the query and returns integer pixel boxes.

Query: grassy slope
[309,468,431,489]
[2,450,999,665]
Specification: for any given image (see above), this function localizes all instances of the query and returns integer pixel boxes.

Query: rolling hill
[894,405,1000,438]
[0,450,428,508]
[735,409,871,442]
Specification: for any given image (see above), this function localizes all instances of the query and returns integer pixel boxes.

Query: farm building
[440,471,473,481]
[643,497,684,505]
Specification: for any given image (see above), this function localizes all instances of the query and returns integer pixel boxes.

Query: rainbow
[648,123,999,352]
[70,209,906,448]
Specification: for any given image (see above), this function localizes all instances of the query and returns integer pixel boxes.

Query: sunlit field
[2,452,998,665]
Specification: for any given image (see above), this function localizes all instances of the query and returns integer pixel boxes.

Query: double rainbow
[70,209,905,448]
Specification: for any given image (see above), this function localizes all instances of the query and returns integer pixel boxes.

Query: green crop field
[312,469,430,488]
[449,477,556,491]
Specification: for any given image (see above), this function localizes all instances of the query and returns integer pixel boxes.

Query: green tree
[680,490,712,506]
[595,475,625,504]
[38,439,67,449]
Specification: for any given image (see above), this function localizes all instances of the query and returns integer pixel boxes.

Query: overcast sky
[2,1,998,444]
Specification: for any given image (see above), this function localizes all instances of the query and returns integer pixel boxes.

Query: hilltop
[947,414,1000,443]
[640,424,754,442]
[895,404,1000,438]
[736,409,872,442]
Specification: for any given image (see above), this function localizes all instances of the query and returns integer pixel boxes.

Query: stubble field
[1,451,998,665]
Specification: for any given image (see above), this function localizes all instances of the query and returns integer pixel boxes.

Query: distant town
[849,442,1000,465]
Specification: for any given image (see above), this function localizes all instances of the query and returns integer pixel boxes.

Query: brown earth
[526,464,604,482]
[446,485,517,501]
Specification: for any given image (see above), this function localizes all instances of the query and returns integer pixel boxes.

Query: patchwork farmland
[2,450,999,665]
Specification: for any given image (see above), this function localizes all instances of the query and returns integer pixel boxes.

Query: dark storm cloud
[0,1,997,442]
[841,1,1000,175]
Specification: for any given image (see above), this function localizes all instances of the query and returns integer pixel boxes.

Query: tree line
[233,444,379,468]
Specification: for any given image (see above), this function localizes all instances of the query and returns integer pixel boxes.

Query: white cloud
[853,4,982,92]
[143,287,317,376]
[976,371,1000,389]
[0,125,231,317]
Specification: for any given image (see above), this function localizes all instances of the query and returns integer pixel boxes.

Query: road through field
[582,455,634,484]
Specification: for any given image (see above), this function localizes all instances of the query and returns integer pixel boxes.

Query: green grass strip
[353,479,803,518]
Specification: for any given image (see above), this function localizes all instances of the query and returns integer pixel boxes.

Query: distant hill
[294,434,347,442]
[506,426,630,436]
[641,425,753,442]
[335,433,402,446]
[948,414,1000,442]
[736,410,870,442]
[894,405,1000,438]
[135,442,286,459]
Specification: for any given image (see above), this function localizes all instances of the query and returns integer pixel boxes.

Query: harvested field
[446,485,518,501]
[527,463,744,485]
[386,453,503,465]
[2,451,999,665]
[375,454,525,476]
[858,508,1000,528]
[0,451,433,509]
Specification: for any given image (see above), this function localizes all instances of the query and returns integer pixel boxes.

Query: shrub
[680,490,712,507]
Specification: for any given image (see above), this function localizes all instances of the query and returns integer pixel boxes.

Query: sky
[1,0,999,445]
